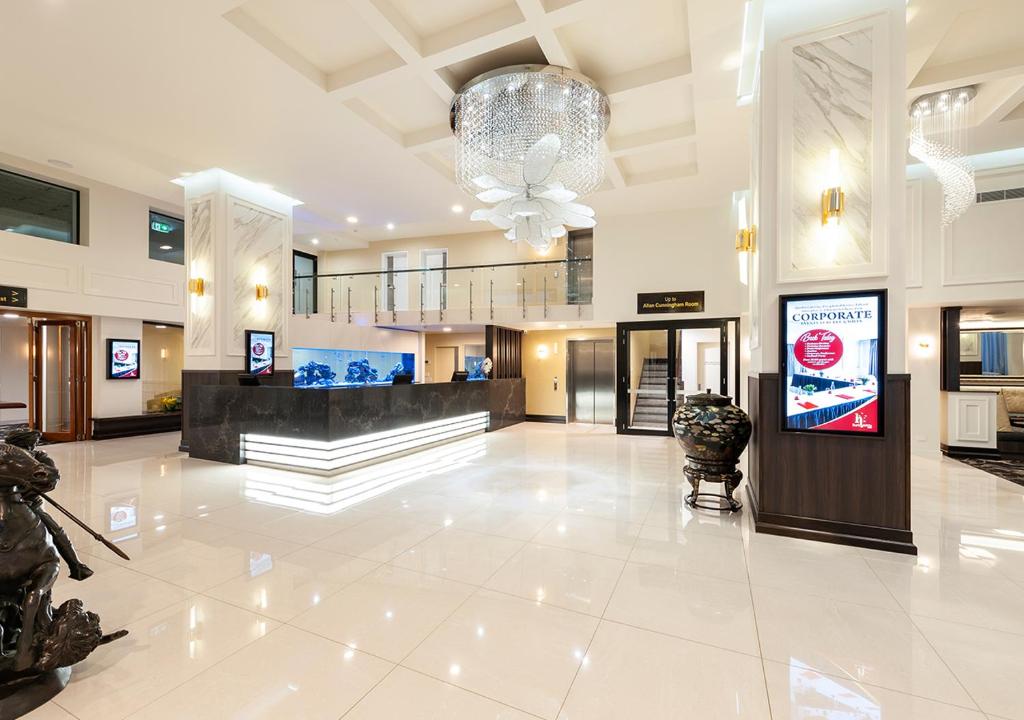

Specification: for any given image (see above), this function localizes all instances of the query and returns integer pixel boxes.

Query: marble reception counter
[187,378,525,473]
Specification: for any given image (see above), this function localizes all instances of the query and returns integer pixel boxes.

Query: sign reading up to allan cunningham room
[636,291,705,315]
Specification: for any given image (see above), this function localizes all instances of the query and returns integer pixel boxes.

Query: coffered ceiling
[2,1,1022,255]
[0,0,747,252]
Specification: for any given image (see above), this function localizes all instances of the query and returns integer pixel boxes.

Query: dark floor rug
[957,456,1024,488]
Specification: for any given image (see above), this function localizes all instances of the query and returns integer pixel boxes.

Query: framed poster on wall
[245,330,275,376]
[780,289,886,436]
[107,339,140,379]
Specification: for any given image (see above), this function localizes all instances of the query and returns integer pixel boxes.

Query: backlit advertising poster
[780,290,886,436]
[246,330,275,376]
[107,339,140,379]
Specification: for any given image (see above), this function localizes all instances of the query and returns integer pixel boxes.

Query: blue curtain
[981,332,1008,375]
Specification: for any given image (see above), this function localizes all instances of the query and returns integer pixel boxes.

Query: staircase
[631,358,668,429]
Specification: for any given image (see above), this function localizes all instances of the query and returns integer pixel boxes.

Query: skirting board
[940,444,1001,459]
[525,414,567,424]
[92,412,182,441]
[746,487,917,555]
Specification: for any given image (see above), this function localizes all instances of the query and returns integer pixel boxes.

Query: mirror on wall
[960,328,1024,386]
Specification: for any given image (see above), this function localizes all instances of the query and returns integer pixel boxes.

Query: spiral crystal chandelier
[449,65,611,250]
[909,85,977,226]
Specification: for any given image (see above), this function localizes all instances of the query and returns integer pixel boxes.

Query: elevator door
[569,339,615,424]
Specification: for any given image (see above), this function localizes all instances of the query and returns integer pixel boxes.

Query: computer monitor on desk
[451,370,469,382]
[391,374,414,385]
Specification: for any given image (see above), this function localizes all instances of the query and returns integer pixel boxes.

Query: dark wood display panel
[747,373,916,555]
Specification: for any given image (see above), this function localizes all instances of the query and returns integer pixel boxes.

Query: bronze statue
[0,431,127,719]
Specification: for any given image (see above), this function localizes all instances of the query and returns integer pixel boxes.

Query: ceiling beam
[608,122,697,157]
[974,79,1024,127]
[910,48,1024,95]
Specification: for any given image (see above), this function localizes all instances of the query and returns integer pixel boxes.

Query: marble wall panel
[187,196,214,354]
[230,198,285,354]
[790,27,873,271]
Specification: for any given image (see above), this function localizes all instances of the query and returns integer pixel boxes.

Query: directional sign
[0,285,27,308]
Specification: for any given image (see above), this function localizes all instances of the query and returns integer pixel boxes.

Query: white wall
[91,317,144,418]
[907,306,941,457]
[0,321,30,423]
[0,152,185,323]
[592,206,744,324]
[907,166,1024,306]
[905,165,1024,456]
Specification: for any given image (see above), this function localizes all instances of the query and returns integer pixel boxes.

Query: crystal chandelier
[449,65,611,250]
[909,85,977,226]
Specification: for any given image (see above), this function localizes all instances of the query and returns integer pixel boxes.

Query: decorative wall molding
[941,165,1024,286]
[905,179,922,288]
[83,269,180,305]
[186,194,215,356]
[776,13,890,283]
[946,392,997,450]
[0,257,76,293]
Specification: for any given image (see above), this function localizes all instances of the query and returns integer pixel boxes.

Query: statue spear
[37,491,132,562]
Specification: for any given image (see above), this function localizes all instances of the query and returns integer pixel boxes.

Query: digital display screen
[246,330,275,376]
[780,290,885,436]
[107,339,140,379]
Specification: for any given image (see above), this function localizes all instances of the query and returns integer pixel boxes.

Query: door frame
[615,317,741,436]
[380,251,409,311]
[292,249,318,315]
[27,313,92,442]
[420,248,448,311]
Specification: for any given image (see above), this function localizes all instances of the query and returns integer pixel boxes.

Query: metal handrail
[293,256,592,281]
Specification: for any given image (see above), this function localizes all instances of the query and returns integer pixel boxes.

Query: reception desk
[186,378,525,473]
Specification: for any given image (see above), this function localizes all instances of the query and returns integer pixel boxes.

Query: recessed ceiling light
[442,327,452,332]
[346,216,358,224]
[310,237,320,245]
[47,158,73,169]
[3,313,19,319]
[558,324,567,329]
[386,222,395,230]
[159,244,173,250]
[154,325,167,329]
[451,204,464,214]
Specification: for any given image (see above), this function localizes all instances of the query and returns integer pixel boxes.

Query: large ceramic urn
[671,390,752,512]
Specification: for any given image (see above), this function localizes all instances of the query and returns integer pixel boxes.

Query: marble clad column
[745,0,915,554]
[177,169,298,372]
[176,169,300,450]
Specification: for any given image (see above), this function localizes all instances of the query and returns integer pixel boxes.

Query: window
[148,210,184,264]
[0,167,80,244]
[293,250,317,315]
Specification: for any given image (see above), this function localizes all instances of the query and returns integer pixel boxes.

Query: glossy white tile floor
[23,424,1024,719]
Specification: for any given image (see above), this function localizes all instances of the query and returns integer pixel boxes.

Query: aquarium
[293,347,415,388]
[466,355,487,381]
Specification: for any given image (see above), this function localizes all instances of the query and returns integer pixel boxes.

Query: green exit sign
[151,220,174,234]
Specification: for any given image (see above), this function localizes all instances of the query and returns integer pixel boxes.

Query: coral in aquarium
[294,361,337,387]
[344,358,379,384]
[384,361,407,382]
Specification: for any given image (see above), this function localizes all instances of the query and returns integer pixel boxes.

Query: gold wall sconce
[821,148,845,226]
[255,284,270,301]
[736,195,755,286]
[188,277,205,297]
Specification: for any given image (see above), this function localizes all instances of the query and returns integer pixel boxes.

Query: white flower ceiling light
[449,65,611,251]
[909,85,977,226]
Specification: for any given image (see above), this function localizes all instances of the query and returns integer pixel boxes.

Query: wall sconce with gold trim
[255,284,270,301]
[736,195,755,286]
[820,148,845,226]
[188,277,205,297]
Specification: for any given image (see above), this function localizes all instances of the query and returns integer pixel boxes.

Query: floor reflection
[242,436,487,514]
